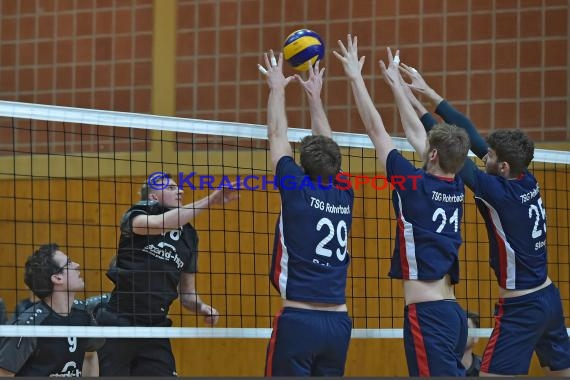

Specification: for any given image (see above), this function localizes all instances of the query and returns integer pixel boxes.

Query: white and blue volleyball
[283,29,325,72]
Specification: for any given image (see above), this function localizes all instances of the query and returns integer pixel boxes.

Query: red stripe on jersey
[488,209,508,288]
[272,231,283,289]
[408,304,430,376]
[265,309,283,376]
[431,174,454,182]
[398,215,410,279]
[481,298,505,373]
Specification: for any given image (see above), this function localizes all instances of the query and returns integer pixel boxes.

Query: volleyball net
[0,100,568,339]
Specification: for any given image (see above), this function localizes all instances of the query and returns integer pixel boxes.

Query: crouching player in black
[0,244,103,376]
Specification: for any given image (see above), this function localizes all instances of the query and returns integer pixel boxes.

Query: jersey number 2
[315,218,348,261]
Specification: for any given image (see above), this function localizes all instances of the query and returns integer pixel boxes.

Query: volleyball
[283,29,325,72]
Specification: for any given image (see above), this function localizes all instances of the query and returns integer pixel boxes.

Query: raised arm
[398,66,440,132]
[379,48,427,157]
[402,66,488,159]
[435,101,488,159]
[399,64,479,190]
[333,35,394,172]
[132,188,239,235]
[259,50,294,172]
[295,61,332,138]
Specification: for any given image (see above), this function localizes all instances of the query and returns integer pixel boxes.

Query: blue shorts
[481,283,570,375]
[404,300,467,376]
[264,307,352,376]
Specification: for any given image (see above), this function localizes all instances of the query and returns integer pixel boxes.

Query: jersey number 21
[432,208,459,233]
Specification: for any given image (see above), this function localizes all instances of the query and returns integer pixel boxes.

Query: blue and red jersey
[386,150,464,284]
[423,100,549,290]
[270,156,354,304]
[472,170,547,289]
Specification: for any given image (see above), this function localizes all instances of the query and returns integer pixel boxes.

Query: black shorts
[98,337,176,376]
[97,309,176,376]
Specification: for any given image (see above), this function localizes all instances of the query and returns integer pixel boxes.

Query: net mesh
[0,100,568,338]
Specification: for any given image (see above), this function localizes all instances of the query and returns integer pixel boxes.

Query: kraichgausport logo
[147,172,422,191]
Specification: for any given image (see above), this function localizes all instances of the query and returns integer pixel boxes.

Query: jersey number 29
[315,217,348,261]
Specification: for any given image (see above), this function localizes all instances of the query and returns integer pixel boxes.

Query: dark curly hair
[487,130,534,177]
[24,243,63,300]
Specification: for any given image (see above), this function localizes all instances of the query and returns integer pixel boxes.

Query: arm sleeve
[420,112,439,132]
[435,100,488,159]
[457,158,479,191]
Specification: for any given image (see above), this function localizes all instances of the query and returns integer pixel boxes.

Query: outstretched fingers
[257,50,295,87]
[276,51,285,69]
[400,62,417,73]
[346,34,353,51]
[386,47,393,63]
[332,49,344,63]
[257,52,272,75]
[335,39,348,58]
[385,47,401,67]
[379,59,388,75]
[311,60,319,77]
[268,49,278,68]
[334,34,367,79]
[399,63,418,80]
[358,55,366,70]
[264,52,271,69]
[257,50,281,74]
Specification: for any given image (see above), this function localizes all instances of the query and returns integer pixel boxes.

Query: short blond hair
[428,124,470,174]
